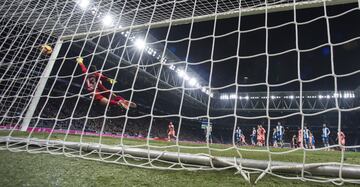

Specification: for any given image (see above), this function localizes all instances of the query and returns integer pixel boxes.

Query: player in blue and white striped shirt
[322,124,331,148]
[276,122,285,147]
[303,126,310,149]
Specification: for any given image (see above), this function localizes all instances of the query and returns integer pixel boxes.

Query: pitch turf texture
[1,130,359,186]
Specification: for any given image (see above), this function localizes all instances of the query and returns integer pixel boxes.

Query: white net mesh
[1,0,360,185]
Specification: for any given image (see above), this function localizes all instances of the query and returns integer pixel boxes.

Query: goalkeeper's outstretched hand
[76,57,84,64]
[108,78,117,85]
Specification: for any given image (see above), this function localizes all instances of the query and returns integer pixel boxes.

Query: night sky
[149,2,360,92]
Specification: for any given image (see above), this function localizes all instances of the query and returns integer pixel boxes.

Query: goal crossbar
[60,0,358,41]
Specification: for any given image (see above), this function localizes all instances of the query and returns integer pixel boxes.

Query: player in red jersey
[338,130,346,151]
[257,125,266,146]
[297,127,303,148]
[167,121,177,141]
[76,57,136,109]
[259,125,266,146]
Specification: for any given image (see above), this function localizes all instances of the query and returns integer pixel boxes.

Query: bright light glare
[102,15,113,27]
[183,74,190,81]
[134,39,146,49]
[78,0,90,9]
[177,70,185,77]
[189,78,197,86]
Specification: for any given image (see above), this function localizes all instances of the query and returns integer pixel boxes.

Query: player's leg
[98,84,137,109]
[117,99,137,109]
[93,93,110,106]
[306,138,310,149]
[326,137,330,147]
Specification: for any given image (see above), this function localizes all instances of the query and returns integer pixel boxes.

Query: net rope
[0,0,360,185]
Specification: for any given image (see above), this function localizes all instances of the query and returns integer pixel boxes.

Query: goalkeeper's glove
[76,57,84,64]
[108,78,117,85]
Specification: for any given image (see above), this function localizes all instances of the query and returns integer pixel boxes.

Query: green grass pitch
[0,130,359,186]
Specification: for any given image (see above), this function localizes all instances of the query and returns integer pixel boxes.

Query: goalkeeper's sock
[119,100,130,110]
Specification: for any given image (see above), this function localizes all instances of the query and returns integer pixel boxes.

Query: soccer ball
[41,44,53,55]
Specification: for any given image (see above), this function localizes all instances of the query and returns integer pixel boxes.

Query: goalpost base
[1,136,359,180]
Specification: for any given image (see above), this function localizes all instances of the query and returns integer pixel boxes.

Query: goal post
[20,40,63,131]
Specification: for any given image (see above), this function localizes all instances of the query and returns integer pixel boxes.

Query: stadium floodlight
[318,95,323,99]
[183,74,190,81]
[230,94,237,99]
[134,39,146,50]
[245,96,249,100]
[326,95,331,99]
[289,95,294,99]
[220,95,225,100]
[271,96,275,100]
[77,0,90,9]
[189,78,197,86]
[201,87,206,93]
[90,7,97,14]
[102,15,113,27]
[177,69,185,78]
[169,65,176,70]
[161,57,167,64]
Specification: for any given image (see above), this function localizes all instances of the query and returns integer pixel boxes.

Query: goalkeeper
[76,57,136,110]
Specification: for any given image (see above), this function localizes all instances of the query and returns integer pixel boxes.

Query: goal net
[1,0,360,184]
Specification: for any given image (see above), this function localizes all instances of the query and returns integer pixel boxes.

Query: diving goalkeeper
[76,57,136,110]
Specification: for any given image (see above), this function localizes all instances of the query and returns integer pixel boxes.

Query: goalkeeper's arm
[77,57,116,83]
[107,78,117,85]
[76,57,88,73]
[99,75,117,85]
